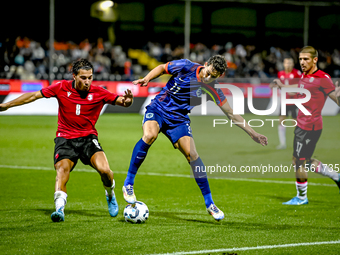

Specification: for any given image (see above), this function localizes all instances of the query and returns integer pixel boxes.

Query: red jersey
[297,69,335,131]
[41,80,118,139]
[278,68,301,100]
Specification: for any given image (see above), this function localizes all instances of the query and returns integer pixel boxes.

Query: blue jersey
[148,59,226,122]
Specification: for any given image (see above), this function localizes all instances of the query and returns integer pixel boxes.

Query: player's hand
[252,133,268,146]
[122,89,133,106]
[0,103,8,112]
[132,78,149,87]
[270,79,283,89]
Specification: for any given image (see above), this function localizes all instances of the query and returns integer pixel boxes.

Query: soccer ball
[123,201,149,224]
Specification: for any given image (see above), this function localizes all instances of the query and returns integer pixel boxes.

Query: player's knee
[181,149,198,162]
[304,158,315,170]
[98,165,112,176]
[142,132,158,144]
[55,164,71,175]
[190,151,199,162]
[296,159,306,169]
[179,147,198,162]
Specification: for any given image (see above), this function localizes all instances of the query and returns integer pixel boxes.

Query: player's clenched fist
[0,103,8,111]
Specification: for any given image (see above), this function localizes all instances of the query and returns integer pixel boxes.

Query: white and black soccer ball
[123,201,149,224]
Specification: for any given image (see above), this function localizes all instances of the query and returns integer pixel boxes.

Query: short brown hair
[72,58,93,75]
[300,46,318,59]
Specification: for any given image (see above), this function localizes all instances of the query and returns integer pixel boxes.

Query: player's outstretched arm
[329,81,340,106]
[115,89,134,107]
[219,101,268,146]
[0,91,43,111]
[270,79,298,89]
[132,64,166,87]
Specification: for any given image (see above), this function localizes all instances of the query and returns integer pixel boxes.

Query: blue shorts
[143,106,192,145]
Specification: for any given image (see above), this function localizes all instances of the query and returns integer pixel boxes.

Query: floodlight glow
[100,1,114,9]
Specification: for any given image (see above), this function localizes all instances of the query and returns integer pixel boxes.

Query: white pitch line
[149,240,340,255]
[0,164,336,187]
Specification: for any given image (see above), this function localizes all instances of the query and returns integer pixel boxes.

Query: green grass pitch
[0,113,339,255]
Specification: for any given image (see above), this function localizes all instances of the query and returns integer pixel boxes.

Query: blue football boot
[106,192,119,217]
[51,207,65,222]
[282,196,308,205]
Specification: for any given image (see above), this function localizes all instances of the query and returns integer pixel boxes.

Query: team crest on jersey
[196,88,202,97]
[146,113,154,119]
[87,94,93,101]
[298,84,304,95]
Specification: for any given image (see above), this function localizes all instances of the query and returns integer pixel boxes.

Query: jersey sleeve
[201,83,227,107]
[321,74,335,95]
[41,82,61,98]
[165,59,193,75]
[100,87,119,105]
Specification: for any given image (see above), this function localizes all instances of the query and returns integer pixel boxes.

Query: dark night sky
[2,1,101,43]
[2,1,340,49]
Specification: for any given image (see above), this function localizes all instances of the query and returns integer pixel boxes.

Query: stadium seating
[1,36,340,81]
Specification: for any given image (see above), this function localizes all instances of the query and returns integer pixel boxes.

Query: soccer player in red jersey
[272,46,340,205]
[276,57,301,149]
[0,59,134,221]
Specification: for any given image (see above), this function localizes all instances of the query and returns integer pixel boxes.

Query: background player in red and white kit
[272,46,340,205]
[0,59,133,221]
[275,57,301,149]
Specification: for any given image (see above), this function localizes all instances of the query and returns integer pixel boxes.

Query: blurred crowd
[1,36,340,82]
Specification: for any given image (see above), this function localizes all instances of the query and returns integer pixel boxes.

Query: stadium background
[1,0,340,115]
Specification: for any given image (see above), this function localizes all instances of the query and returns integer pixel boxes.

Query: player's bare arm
[0,91,43,111]
[328,81,340,106]
[270,79,298,89]
[132,64,166,87]
[219,100,268,146]
[115,89,134,107]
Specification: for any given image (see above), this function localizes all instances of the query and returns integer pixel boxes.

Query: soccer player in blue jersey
[122,55,268,221]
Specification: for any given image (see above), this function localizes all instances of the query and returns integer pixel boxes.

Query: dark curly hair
[72,58,94,75]
[207,55,228,74]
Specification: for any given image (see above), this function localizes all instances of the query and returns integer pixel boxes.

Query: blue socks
[190,157,214,208]
[124,139,151,186]
[124,140,214,209]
